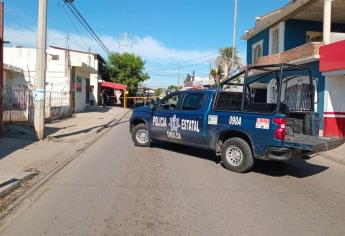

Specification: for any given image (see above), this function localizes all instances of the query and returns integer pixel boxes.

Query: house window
[306,31,323,43]
[76,76,83,93]
[252,40,263,65]
[269,22,285,54]
[51,55,59,61]
[271,27,280,54]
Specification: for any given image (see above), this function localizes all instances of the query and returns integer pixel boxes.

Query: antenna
[119,32,133,53]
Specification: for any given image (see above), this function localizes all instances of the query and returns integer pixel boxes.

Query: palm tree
[215,47,241,81]
[210,66,223,84]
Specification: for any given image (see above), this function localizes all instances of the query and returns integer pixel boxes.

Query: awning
[101,81,128,90]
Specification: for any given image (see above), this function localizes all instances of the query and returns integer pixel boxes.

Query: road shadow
[252,159,329,178]
[45,125,77,137]
[79,107,112,113]
[151,142,328,178]
[46,124,107,139]
[0,137,34,160]
[107,119,130,128]
[3,123,35,141]
[151,141,221,164]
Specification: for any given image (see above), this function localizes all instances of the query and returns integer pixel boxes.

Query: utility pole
[231,0,238,74]
[65,33,70,49]
[34,0,47,140]
[177,63,181,87]
[119,32,133,53]
[209,59,212,80]
[0,2,4,137]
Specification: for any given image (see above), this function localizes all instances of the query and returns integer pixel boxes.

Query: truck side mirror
[150,99,160,110]
[150,103,156,110]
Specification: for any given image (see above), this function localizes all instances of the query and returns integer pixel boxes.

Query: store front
[100,81,128,107]
[320,40,345,138]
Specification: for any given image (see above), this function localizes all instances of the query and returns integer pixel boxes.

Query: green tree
[107,53,149,95]
[154,88,163,97]
[210,65,223,84]
[167,85,181,93]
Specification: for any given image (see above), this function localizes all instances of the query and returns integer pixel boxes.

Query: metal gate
[2,87,34,123]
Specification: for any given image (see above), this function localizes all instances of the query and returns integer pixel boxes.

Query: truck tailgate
[284,135,344,153]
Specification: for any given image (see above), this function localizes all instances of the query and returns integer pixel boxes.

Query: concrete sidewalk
[0,107,130,199]
[320,143,345,165]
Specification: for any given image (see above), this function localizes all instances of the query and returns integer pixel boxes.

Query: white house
[184,73,213,89]
[4,46,105,113]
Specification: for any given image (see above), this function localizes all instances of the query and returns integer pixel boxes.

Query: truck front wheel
[221,138,254,173]
[131,123,151,147]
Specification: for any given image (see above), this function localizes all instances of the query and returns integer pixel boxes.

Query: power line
[65,3,109,54]
[60,2,90,50]
[69,3,110,55]
[146,52,219,71]
[63,0,111,55]
[147,57,217,73]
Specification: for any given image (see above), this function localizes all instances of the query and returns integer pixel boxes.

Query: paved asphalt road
[1,118,345,236]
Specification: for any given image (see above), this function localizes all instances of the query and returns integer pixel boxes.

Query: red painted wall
[324,112,345,138]
[320,40,345,72]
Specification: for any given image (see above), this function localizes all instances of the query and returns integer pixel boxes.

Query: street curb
[0,172,38,198]
[0,110,131,223]
[319,152,345,166]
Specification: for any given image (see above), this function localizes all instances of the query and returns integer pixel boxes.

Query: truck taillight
[273,118,286,141]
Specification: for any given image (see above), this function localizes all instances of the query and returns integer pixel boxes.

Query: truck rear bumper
[265,147,306,161]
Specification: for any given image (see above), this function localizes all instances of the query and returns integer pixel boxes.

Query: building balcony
[255,42,324,66]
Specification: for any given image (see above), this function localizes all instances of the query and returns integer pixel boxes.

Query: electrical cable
[63,1,111,55]
[69,3,110,53]
[60,2,90,50]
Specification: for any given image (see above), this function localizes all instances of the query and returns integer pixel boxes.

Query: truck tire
[131,123,151,147]
[221,137,254,173]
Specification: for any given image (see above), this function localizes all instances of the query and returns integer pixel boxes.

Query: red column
[0,2,4,137]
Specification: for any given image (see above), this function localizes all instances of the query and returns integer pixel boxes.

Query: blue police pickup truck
[130,64,344,173]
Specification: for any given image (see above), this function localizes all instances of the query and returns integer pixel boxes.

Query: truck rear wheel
[221,137,254,173]
[131,123,151,147]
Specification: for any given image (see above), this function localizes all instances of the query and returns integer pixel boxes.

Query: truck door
[151,93,182,141]
[177,92,207,145]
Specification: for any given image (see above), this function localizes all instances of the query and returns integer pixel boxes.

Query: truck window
[243,72,279,113]
[214,92,242,111]
[181,93,205,111]
[159,94,180,110]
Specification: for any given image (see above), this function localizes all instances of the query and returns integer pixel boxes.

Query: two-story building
[241,0,345,137]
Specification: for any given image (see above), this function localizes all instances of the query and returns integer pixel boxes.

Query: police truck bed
[284,135,344,153]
